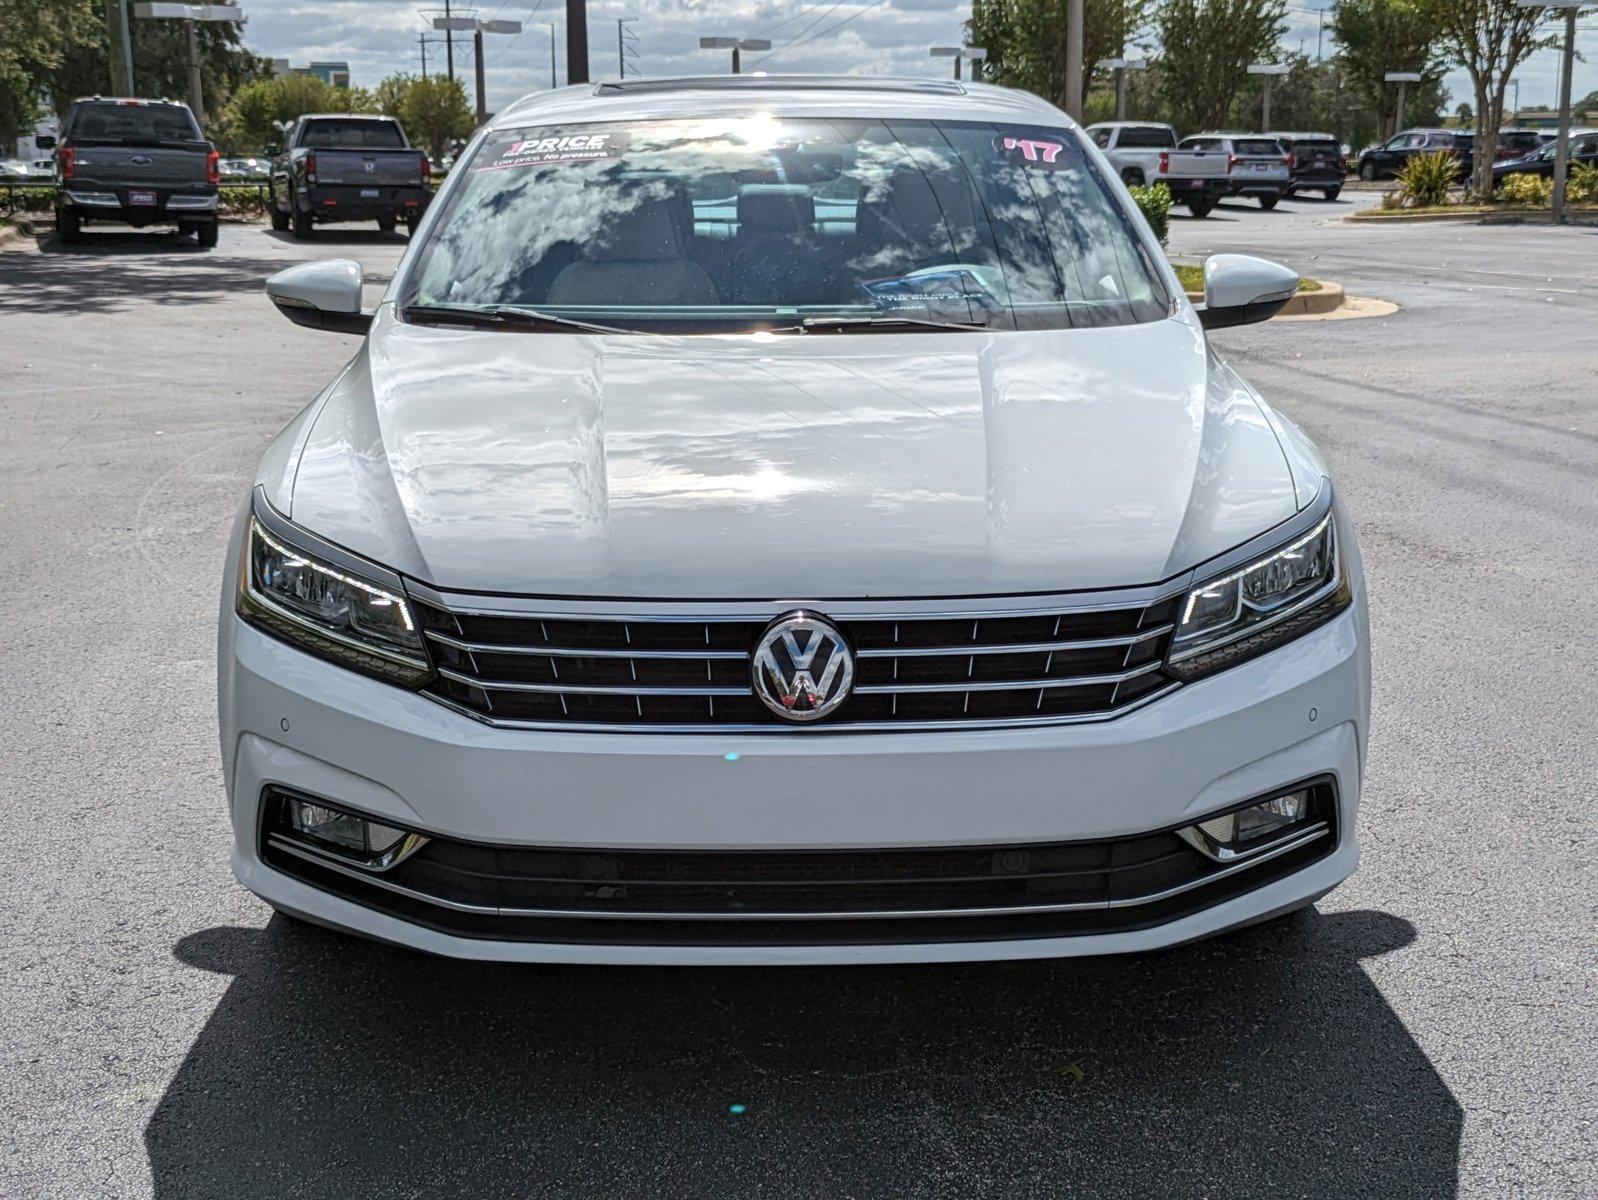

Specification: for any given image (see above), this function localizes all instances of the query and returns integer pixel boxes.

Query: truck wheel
[196,221,219,248]
[1360,161,1376,182]
[291,208,313,239]
[270,200,289,231]
[1324,186,1341,201]
[377,216,396,234]
[404,214,420,239]
[1259,194,1279,210]
[1186,197,1215,218]
[57,208,81,244]
[1120,168,1145,187]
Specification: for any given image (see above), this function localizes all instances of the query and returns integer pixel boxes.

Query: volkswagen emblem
[752,612,854,723]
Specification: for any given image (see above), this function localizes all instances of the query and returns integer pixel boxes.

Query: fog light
[290,799,405,854]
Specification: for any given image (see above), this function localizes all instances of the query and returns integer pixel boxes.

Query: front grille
[409,594,1184,731]
[259,783,1338,947]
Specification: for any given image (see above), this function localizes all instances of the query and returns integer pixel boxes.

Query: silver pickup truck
[267,114,431,238]
[50,98,219,246]
[1085,122,1234,217]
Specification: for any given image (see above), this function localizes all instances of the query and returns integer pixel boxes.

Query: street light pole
[437,16,522,125]
[1516,0,1581,223]
[1383,71,1422,138]
[932,46,987,83]
[1097,58,1148,121]
[930,46,960,80]
[1064,0,1084,120]
[567,0,589,84]
[132,4,242,127]
[699,36,770,74]
[1247,63,1289,132]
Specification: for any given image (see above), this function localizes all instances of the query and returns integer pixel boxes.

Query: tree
[220,72,371,151]
[397,75,473,159]
[1432,0,1557,195]
[373,73,417,118]
[1328,0,1447,140]
[967,0,1153,116]
[0,0,92,146]
[1455,101,1474,122]
[1152,0,1288,132]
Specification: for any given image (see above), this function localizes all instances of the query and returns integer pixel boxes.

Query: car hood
[275,309,1301,599]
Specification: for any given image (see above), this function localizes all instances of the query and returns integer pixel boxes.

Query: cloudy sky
[241,0,1596,126]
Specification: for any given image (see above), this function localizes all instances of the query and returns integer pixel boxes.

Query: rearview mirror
[265,259,373,335]
[35,134,57,150]
[1197,254,1299,331]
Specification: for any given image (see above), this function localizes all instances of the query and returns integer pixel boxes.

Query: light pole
[1515,0,1581,223]
[567,0,588,84]
[435,16,522,126]
[699,36,770,74]
[545,22,557,88]
[131,3,242,128]
[930,46,987,82]
[1383,71,1422,137]
[1247,63,1289,132]
[1096,57,1147,121]
[1064,0,1083,120]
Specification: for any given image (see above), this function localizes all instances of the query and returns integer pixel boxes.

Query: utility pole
[1064,0,1084,120]
[444,0,454,82]
[545,22,557,87]
[1316,9,1324,61]
[616,17,636,78]
[567,0,588,84]
[418,31,428,78]
[1516,0,1581,223]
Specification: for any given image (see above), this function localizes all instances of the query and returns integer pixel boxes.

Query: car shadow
[144,908,1460,1197]
[257,227,411,247]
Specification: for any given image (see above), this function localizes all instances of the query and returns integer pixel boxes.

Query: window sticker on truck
[479,132,630,171]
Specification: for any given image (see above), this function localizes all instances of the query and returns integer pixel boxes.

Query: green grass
[1172,263,1320,293]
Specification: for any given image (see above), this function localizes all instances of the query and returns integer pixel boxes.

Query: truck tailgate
[1160,150,1231,179]
[74,144,208,188]
[313,150,423,187]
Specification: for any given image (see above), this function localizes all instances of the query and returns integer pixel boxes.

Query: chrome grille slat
[411,592,1182,731]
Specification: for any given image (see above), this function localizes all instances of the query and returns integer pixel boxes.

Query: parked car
[1356,128,1460,180]
[0,158,31,179]
[1179,133,1291,208]
[220,156,268,180]
[1271,131,1347,200]
[1452,128,1550,182]
[1491,130,1598,186]
[267,114,431,237]
[227,76,1369,967]
[49,97,219,246]
[1084,121,1233,216]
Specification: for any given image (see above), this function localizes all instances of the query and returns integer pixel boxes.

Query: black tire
[377,216,396,234]
[1360,161,1377,182]
[1120,168,1145,187]
[291,207,312,239]
[56,208,81,244]
[404,214,420,239]
[1324,186,1341,201]
[1186,197,1215,218]
[269,199,290,231]
[1259,194,1279,210]
[196,220,219,248]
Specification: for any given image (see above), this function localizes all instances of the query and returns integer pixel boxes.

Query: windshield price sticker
[480,131,630,172]
[996,133,1078,171]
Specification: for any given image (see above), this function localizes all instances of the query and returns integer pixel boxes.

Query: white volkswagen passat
[220,76,1369,965]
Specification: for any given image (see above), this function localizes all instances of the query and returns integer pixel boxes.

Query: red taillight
[420,153,431,183]
[305,151,317,183]
[1158,150,1169,173]
[1338,155,1348,170]
[59,146,75,180]
[1227,153,1238,173]
[1282,152,1292,167]
[206,149,219,184]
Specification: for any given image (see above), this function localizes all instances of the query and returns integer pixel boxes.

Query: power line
[745,0,854,66]
[752,0,832,39]
[759,0,893,64]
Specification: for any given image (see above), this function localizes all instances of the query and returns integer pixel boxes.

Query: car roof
[489,76,1069,132]
[1084,120,1173,128]
[297,113,402,121]
[1270,131,1335,139]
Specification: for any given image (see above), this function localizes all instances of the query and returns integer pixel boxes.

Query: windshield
[301,120,405,149]
[71,103,202,145]
[405,116,1171,332]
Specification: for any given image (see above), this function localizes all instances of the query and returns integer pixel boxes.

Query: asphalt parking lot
[1,195,1594,1198]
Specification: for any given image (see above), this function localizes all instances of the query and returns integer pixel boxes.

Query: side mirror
[1197,254,1299,331]
[265,260,373,335]
[264,143,280,157]
[35,135,57,150]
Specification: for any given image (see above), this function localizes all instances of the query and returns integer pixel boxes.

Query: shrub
[1394,150,1457,208]
[219,184,270,217]
[1128,181,1172,244]
[1567,162,1598,205]
[1498,172,1552,207]
[0,184,54,214]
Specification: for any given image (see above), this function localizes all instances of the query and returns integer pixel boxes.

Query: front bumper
[219,542,1370,964]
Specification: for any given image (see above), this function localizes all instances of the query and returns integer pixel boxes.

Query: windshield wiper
[789,314,988,334]
[402,304,635,336]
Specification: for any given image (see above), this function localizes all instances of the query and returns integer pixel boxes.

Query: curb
[1348,208,1598,225]
[1183,281,1344,317]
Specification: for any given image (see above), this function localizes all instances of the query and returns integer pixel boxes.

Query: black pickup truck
[267,114,432,238]
[50,97,220,246]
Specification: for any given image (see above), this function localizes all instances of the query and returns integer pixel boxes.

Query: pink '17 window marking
[1002,136,1063,163]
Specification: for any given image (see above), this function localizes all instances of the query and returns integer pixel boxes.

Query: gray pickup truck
[267,114,431,238]
[50,98,219,246]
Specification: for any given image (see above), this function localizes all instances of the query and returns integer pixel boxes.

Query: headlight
[237,513,432,686]
[1167,509,1350,680]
